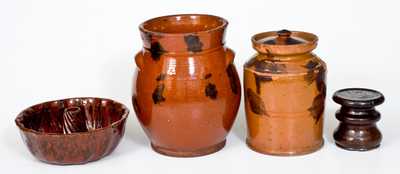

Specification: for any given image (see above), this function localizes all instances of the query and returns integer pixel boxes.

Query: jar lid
[252,29,318,55]
[333,88,385,108]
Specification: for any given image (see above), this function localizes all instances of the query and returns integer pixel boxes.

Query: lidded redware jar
[244,29,327,155]
[132,14,241,157]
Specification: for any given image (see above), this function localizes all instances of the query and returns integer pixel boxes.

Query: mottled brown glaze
[133,14,241,157]
[15,97,129,165]
[244,30,327,156]
[333,88,384,151]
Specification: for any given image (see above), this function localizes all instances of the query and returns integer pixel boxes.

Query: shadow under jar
[244,30,327,156]
[132,14,241,157]
[15,97,129,165]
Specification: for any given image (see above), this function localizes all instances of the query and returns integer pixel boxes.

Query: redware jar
[244,29,327,155]
[132,14,241,157]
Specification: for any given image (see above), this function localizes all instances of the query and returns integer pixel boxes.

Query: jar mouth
[139,14,228,53]
[251,31,318,55]
[140,14,228,35]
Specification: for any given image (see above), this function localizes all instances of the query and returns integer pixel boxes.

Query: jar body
[133,45,241,157]
[244,52,326,155]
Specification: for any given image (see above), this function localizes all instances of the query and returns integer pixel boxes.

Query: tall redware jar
[132,14,241,157]
[244,30,327,155]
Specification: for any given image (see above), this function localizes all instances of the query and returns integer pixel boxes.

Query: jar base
[151,140,226,157]
[335,143,380,151]
[246,139,324,156]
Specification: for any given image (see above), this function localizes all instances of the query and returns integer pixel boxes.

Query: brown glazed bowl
[15,97,129,165]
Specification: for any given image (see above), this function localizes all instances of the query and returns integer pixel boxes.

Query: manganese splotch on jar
[244,29,327,155]
[132,14,241,157]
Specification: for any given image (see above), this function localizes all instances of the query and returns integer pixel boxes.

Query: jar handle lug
[225,48,235,65]
[135,51,144,70]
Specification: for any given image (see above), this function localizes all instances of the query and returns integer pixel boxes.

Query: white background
[1,0,399,173]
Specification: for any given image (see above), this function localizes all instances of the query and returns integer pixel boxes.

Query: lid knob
[277,29,291,38]
[276,29,291,44]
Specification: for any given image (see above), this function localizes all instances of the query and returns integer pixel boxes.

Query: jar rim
[139,14,228,36]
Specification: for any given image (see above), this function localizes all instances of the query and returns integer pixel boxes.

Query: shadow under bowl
[15,97,129,165]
